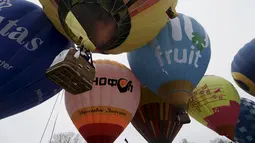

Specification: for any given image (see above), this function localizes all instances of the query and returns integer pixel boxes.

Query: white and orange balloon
[65,60,140,143]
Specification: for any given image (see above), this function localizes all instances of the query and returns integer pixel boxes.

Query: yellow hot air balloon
[38,0,178,53]
[187,75,240,141]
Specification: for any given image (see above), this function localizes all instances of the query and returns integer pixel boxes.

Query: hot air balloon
[232,38,255,97]
[65,60,140,143]
[39,0,178,54]
[235,98,255,143]
[132,86,190,143]
[127,13,211,107]
[0,0,72,119]
[187,75,240,141]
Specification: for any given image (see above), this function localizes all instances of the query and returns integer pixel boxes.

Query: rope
[39,92,61,143]
[48,113,59,143]
[49,92,64,143]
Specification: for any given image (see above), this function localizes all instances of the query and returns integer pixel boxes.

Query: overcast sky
[1,0,255,143]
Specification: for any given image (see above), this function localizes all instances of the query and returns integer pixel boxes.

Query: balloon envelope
[235,98,255,143]
[65,60,140,143]
[0,0,72,119]
[187,75,240,140]
[232,38,255,96]
[132,86,183,143]
[127,13,211,105]
[39,0,178,54]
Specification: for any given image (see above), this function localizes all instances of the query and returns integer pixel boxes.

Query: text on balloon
[93,77,133,93]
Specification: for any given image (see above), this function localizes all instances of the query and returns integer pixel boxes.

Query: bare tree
[49,132,85,143]
[210,137,232,143]
[180,139,194,143]
[178,137,231,143]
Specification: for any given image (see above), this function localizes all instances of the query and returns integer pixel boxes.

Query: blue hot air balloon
[0,0,72,119]
[232,39,255,97]
[127,13,211,106]
[234,98,255,143]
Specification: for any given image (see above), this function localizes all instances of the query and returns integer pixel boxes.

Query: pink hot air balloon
[65,60,140,143]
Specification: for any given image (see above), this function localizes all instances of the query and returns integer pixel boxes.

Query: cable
[39,92,61,143]
[48,92,64,143]
[48,113,59,143]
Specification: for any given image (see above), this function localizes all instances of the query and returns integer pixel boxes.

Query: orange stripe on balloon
[73,113,130,129]
[71,106,132,121]
[70,106,132,128]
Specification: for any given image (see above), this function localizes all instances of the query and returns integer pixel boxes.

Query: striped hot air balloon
[132,86,188,143]
[65,60,140,143]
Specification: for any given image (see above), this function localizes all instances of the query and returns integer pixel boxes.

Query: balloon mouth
[57,1,131,52]
[79,123,124,143]
[158,80,194,107]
